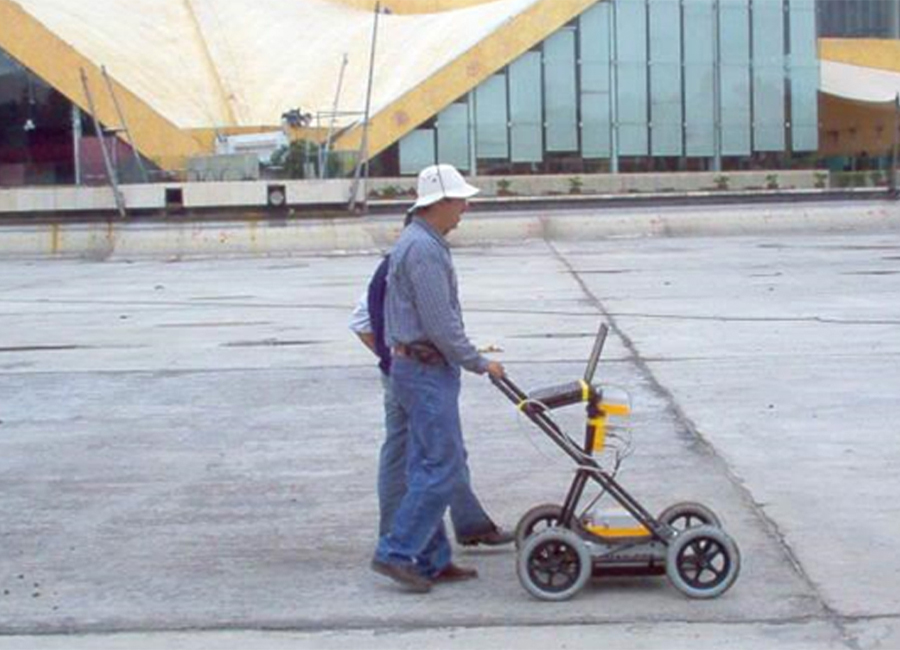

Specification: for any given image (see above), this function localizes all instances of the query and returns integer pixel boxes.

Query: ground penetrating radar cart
[491,323,741,601]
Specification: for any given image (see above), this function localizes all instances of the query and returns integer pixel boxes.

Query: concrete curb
[0,200,898,259]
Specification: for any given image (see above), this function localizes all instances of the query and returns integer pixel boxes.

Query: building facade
[389,0,819,175]
[1,0,898,187]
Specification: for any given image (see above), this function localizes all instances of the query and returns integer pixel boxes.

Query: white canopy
[820,60,900,105]
[12,0,542,129]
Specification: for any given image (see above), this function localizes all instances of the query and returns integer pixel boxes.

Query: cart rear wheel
[658,501,721,533]
[667,525,740,599]
[517,528,592,601]
[516,503,580,548]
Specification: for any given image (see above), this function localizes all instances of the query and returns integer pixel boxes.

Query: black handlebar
[489,321,609,408]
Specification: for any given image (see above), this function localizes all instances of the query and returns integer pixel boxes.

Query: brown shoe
[371,559,432,593]
[433,563,479,583]
[457,527,515,547]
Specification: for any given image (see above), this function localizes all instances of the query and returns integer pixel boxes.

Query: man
[350,252,513,548]
[371,164,505,593]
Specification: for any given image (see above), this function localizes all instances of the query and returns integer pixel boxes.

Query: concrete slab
[1,224,898,647]
[556,233,900,619]
[0,620,850,650]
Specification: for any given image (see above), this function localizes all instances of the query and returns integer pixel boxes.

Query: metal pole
[349,2,381,211]
[891,93,899,198]
[468,92,478,176]
[321,53,349,179]
[712,0,722,173]
[609,0,619,174]
[80,68,127,218]
[102,65,149,183]
[72,103,82,186]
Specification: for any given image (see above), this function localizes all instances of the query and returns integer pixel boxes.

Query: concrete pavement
[1,217,899,648]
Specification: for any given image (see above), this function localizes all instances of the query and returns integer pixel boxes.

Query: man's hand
[486,361,505,379]
[356,332,377,356]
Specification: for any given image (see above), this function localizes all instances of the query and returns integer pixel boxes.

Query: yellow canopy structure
[0,0,598,169]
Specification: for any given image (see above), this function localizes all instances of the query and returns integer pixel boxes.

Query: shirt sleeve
[405,242,489,374]
[348,290,372,334]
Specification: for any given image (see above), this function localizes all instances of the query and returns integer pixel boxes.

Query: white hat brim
[409,182,480,212]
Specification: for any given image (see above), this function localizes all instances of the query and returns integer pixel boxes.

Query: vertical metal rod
[712,0,723,172]
[349,2,381,212]
[610,0,620,174]
[321,53,349,179]
[72,103,83,186]
[891,93,899,198]
[80,68,127,218]
[102,65,149,183]
[468,91,478,176]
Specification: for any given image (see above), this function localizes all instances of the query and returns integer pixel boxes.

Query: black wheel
[517,528,591,601]
[515,503,566,548]
[658,501,721,533]
[666,525,741,599]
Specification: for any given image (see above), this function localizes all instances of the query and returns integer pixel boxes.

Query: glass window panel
[683,0,715,157]
[649,0,682,156]
[789,0,818,152]
[544,29,578,152]
[789,0,816,62]
[650,63,682,155]
[720,0,750,65]
[720,64,752,155]
[615,0,648,156]
[752,0,784,66]
[509,51,543,163]
[752,0,785,151]
[475,74,509,159]
[720,0,751,156]
[437,103,470,171]
[399,129,435,175]
[791,65,819,151]
[580,3,612,158]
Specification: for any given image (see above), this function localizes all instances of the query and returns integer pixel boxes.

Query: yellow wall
[818,39,900,158]
[819,38,900,74]
[819,95,897,158]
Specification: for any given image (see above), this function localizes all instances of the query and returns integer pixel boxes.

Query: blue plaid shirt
[384,218,489,374]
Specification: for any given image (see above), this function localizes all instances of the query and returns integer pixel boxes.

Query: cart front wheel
[667,525,740,599]
[516,503,580,548]
[518,528,592,601]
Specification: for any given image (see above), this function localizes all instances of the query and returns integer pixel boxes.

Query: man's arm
[349,291,378,357]
[405,244,496,375]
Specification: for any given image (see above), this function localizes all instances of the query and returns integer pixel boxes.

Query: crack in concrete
[605,312,900,326]
[545,239,866,650]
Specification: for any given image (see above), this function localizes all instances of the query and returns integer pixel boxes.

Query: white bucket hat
[409,164,480,213]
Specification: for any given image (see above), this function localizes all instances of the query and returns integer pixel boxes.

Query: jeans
[375,358,488,576]
[377,374,494,541]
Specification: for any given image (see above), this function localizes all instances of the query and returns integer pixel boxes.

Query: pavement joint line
[543,238,861,646]
[0,613,851,638]
[0,358,633,379]
[5,612,900,639]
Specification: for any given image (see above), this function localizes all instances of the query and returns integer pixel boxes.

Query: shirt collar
[411,216,449,250]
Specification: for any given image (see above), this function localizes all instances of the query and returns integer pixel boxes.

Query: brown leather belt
[392,342,446,366]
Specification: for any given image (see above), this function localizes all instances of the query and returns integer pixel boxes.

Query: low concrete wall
[0,171,826,215]
[2,201,897,260]
[1,170,895,216]
[367,170,823,198]
[0,180,362,214]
